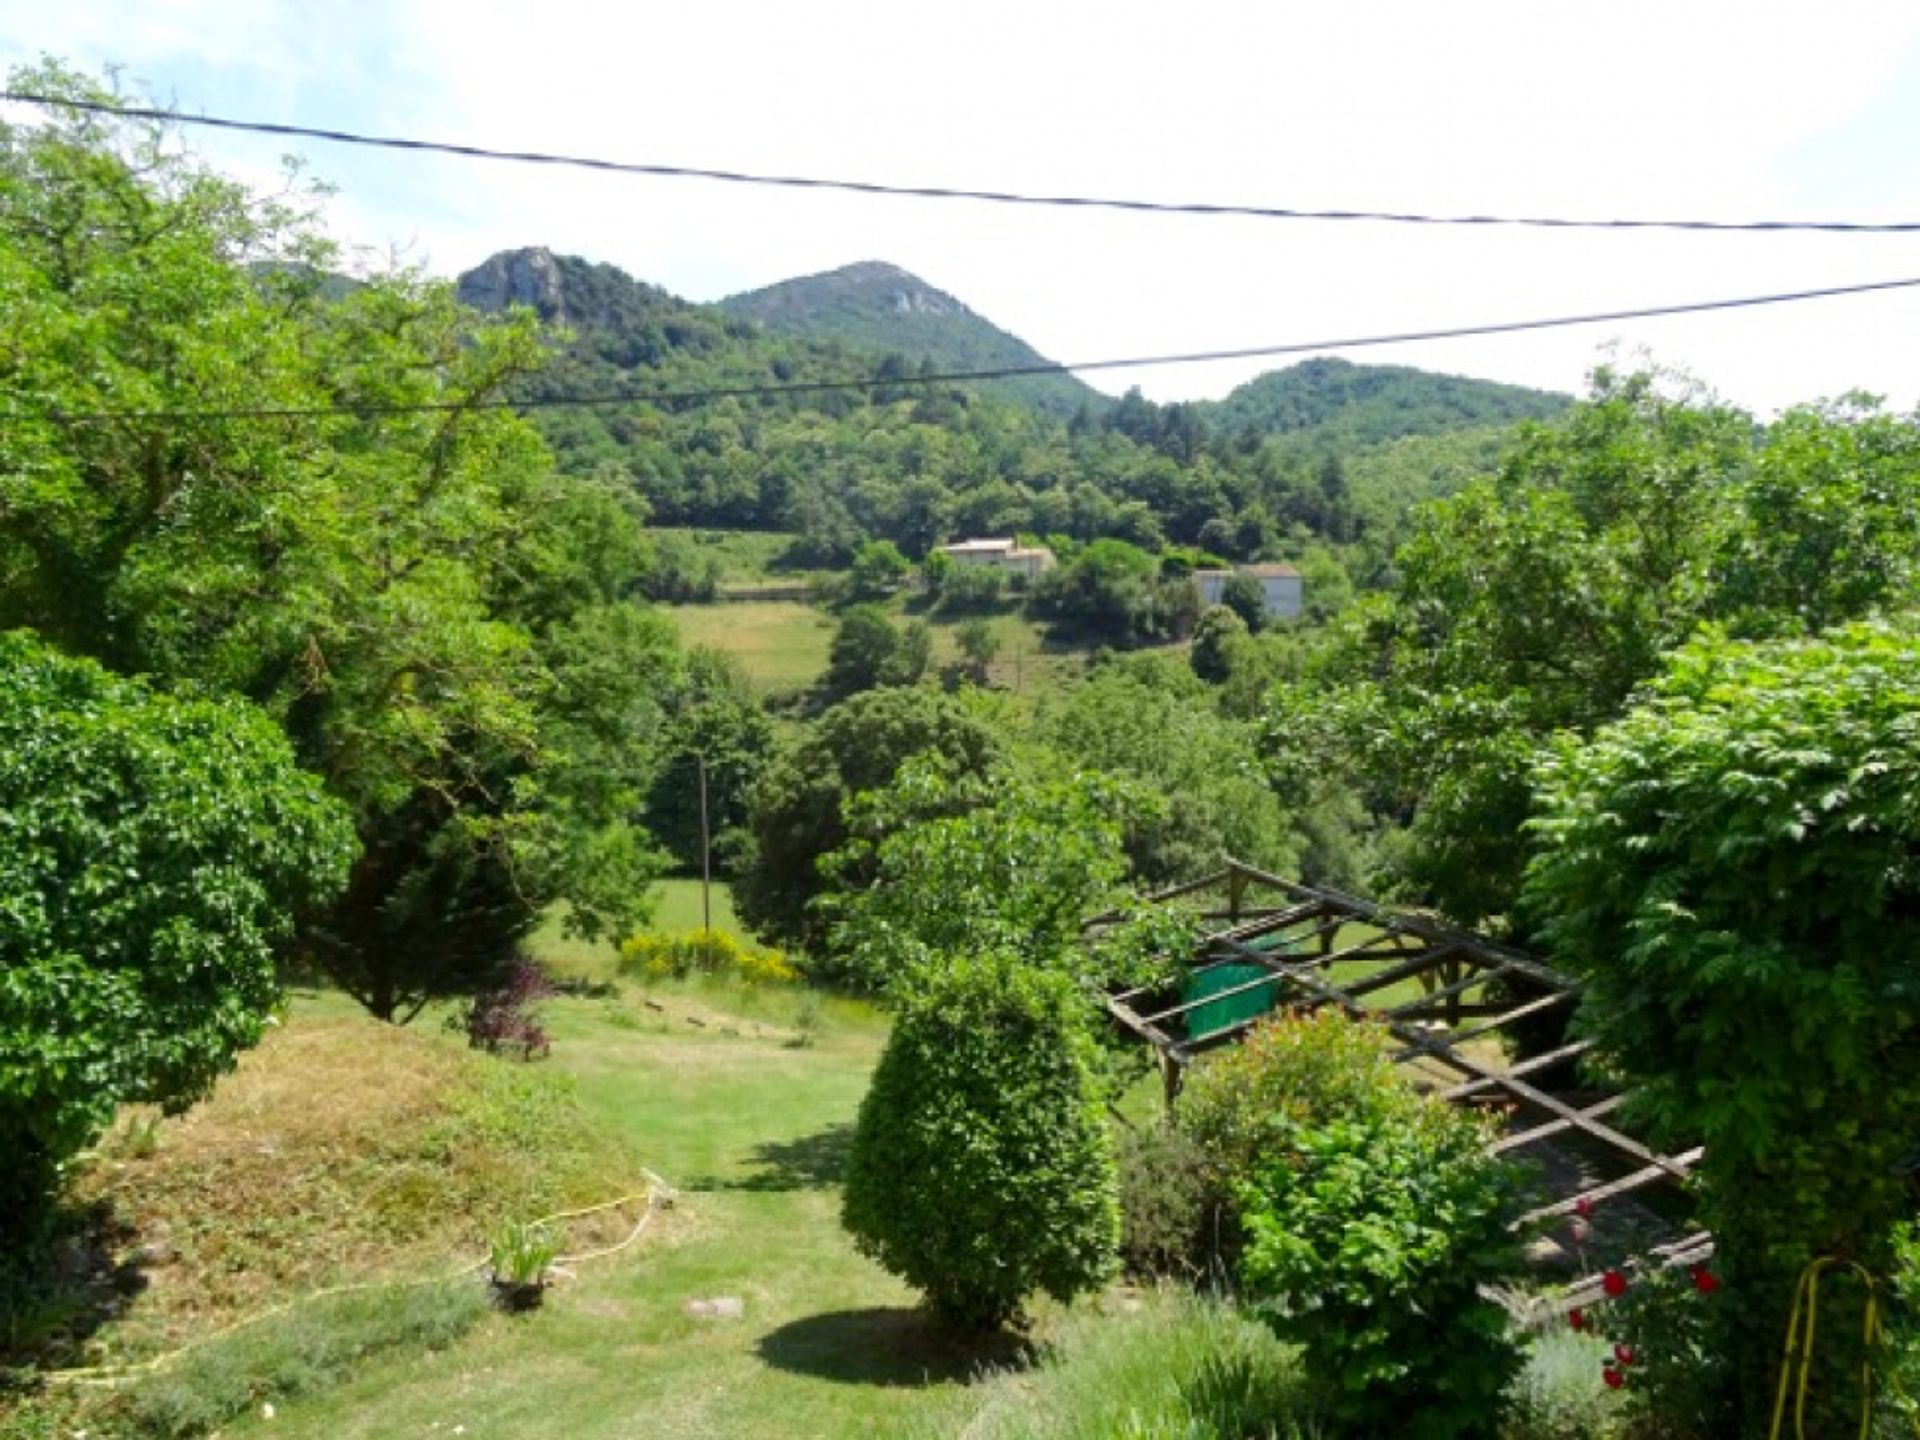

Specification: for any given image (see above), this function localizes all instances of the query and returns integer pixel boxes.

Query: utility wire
[27,273,1920,426]
[7,91,1920,236]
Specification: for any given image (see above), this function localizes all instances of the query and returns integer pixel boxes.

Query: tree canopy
[0,632,355,1227]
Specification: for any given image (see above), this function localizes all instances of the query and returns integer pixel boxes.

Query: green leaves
[1523,621,1920,1429]
[0,632,354,1223]
[841,954,1120,1331]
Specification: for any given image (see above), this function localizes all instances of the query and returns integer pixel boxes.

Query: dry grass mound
[61,1001,638,1357]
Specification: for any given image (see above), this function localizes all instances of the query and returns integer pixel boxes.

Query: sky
[6,0,1920,416]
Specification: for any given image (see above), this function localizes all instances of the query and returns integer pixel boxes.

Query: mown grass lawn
[210,936,987,1440]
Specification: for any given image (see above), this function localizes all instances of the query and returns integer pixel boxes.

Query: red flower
[1603,1365,1625,1390]
[1690,1265,1720,1294]
[1602,1269,1629,1298]
[1568,1306,1587,1331]
[1614,1343,1635,1367]
[1575,1196,1596,1220]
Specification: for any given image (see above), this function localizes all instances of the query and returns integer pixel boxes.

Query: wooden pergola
[1092,859,1710,1315]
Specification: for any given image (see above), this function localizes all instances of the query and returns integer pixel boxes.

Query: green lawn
[209,935,992,1440]
[667,601,836,695]
[667,597,1092,701]
[651,528,834,586]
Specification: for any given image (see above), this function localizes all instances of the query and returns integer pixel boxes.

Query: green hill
[1203,357,1569,453]
[718,260,1103,420]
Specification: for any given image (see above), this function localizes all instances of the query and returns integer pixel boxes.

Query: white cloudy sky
[6,0,1920,414]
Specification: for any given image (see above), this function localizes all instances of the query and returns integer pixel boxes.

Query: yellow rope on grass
[37,1172,675,1389]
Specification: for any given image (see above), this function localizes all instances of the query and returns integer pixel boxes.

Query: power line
[6,90,1919,237]
[27,273,1920,426]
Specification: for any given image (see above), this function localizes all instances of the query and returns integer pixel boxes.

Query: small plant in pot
[488,1220,559,1311]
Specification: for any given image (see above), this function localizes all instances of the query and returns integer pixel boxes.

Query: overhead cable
[6,91,1919,236]
[26,273,1920,426]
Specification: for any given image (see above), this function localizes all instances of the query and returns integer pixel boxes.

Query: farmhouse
[936,537,1057,580]
[1194,563,1303,620]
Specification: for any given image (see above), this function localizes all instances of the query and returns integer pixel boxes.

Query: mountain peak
[718,261,1096,418]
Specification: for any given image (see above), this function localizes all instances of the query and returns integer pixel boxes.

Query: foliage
[734,686,1006,951]
[847,539,912,598]
[1523,622,1920,1434]
[1114,1121,1216,1281]
[935,563,1009,613]
[0,66,678,1022]
[1218,572,1270,633]
[618,927,796,986]
[823,603,931,696]
[113,1279,487,1440]
[460,958,555,1059]
[1190,605,1250,683]
[1178,1008,1419,1187]
[1502,1332,1625,1440]
[488,1219,560,1292]
[912,1291,1315,1440]
[841,954,1120,1331]
[1207,356,1568,456]
[821,757,1152,992]
[955,615,1002,675]
[1269,368,1920,931]
[0,632,354,1231]
[643,648,774,876]
[1238,1104,1529,1437]
[1045,657,1298,884]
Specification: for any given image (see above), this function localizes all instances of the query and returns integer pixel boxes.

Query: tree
[1524,623,1920,1435]
[1265,368,1920,932]
[847,539,911,599]
[1190,606,1250,688]
[734,687,1006,952]
[955,616,1001,677]
[0,68,674,1018]
[841,954,1120,1331]
[0,632,355,1231]
[1218,573,1269,633]
[821,759,1146,991]
[643,649,774,875]
[822,604,932,698]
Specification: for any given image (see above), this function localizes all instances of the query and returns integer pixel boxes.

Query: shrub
[114,1279,485,1439]
[1237,1102,1530,1438]
[1524,623,1920,1432]
[0,632,355,1234]
[1114,1120,1215,1281]
[1503,1331,1625,1440]
[841,955,1119,1331]
[460,957,553,1059]
[1171,1008,1419,1270]
[617,927,795,986]
[913,1290,1316,1440]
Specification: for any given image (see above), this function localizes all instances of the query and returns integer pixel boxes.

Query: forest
[6,59,1920,1440]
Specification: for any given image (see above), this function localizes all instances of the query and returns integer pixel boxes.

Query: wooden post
[698,753,712,933]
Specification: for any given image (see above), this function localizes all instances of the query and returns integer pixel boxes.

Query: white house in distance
[1194,563,1304,621]
[937,537,1057,581]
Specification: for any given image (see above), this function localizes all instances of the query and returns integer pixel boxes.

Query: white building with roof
[1194,563,1303,620]
[937,537,1057,580]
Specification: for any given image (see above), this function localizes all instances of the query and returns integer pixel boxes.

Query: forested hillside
[457,249,1554,590]
[719,260,1101,419]
[1203,356,1569,452]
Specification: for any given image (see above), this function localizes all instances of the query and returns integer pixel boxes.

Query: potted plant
[488,1220,559,1311]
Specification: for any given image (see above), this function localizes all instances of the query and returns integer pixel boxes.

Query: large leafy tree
[0,66,672,1018]
[0,632,355,1230]
[1270,370,1920,929]
[1524,623,1920,1436]
[734,687,1005,956]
